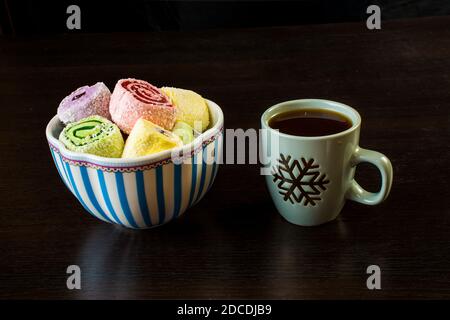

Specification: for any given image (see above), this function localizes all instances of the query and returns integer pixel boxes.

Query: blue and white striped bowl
[46,100,224,229]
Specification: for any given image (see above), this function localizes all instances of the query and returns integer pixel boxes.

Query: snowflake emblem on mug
[272,154,330,206]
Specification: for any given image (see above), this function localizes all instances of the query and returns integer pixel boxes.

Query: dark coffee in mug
[268,109,352,137]
[262,99,393,226]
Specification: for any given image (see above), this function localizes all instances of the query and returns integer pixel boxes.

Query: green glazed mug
[261,99,393,226]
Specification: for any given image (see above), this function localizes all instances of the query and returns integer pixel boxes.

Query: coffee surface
[268,109,352,137]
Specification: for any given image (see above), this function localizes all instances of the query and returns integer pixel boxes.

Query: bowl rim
[46,99,224,168]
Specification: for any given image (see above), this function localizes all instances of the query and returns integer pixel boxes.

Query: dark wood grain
[0,16,449,299]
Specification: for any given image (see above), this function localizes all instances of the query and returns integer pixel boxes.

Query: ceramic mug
[261,99,393,226]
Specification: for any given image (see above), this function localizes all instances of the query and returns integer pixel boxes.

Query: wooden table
[0,16,449,299]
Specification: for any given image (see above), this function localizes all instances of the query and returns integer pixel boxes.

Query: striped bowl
[46,100,224,229]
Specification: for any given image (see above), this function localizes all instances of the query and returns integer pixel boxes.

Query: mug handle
[346,147,393,205]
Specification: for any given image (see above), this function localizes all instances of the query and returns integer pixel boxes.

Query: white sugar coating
[59,115,124,158]
[57,82,112,124]
[109,78,176,133]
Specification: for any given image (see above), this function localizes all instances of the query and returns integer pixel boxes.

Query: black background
[2,0,450,35]
[0,0,449,300]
